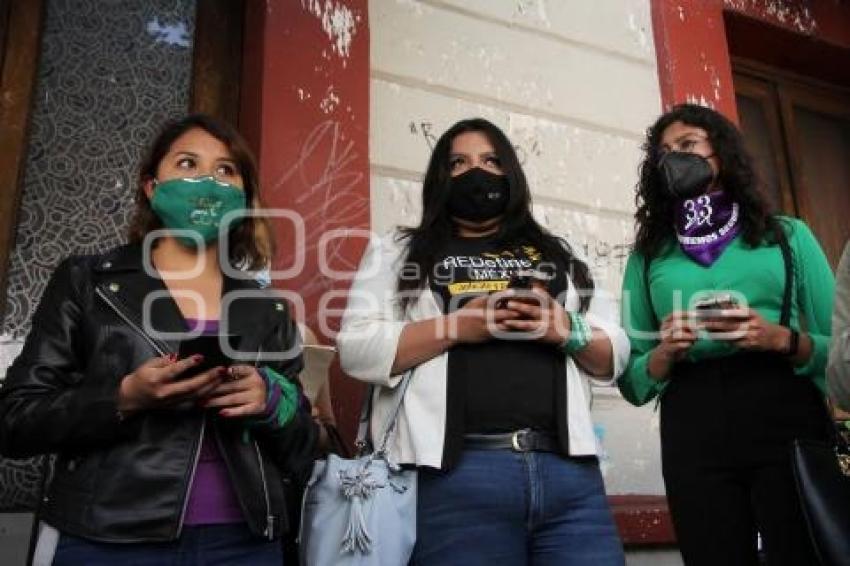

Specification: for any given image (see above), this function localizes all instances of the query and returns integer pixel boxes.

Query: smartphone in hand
[495,270,551,310]
[694,295,747,341]
[694,294,740,320]
[176,334,239,377]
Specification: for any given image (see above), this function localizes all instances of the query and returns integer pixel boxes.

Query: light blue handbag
[299,374,417,565]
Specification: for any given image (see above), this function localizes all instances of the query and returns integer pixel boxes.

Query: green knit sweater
[618,217,835,406]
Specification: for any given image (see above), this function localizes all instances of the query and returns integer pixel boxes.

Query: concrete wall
[369,0,666,496]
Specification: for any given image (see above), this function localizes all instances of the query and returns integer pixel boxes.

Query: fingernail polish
[192,354,204,363]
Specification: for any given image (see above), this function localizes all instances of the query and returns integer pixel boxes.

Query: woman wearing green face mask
[0,114,318,565]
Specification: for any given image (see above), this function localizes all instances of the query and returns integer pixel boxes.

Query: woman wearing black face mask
[619,104,835,566]
[337,118,629,564]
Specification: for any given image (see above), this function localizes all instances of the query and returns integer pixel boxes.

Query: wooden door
[734,61,850,266]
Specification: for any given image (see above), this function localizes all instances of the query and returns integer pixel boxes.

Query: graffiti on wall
[269,118,370,310]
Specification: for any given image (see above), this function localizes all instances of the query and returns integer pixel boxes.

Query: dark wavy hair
[127,114,273,270]
[397,118,594,311]
[633,104,780,258]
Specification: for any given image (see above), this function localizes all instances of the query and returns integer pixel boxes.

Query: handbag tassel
[341,496,372,554]
[339,466,383,555]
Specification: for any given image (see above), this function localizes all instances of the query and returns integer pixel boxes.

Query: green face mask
[150,176,247,248]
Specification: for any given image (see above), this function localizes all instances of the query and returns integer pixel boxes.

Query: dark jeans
[52,523,283,566]
[660,352,829,566]
[410,449,624,566]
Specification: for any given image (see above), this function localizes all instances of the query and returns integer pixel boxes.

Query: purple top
[183,318,244,526]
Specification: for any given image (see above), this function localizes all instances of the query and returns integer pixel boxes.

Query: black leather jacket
[0,244,318,542]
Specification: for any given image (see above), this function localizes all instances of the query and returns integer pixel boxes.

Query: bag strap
[777,225,793,328]
[354,371,413,456]
[354,387,372,453]
[775,223,840,441]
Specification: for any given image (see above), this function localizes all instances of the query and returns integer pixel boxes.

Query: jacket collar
[93,244,279,354]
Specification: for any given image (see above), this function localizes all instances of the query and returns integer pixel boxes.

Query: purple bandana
[675,190,741,266]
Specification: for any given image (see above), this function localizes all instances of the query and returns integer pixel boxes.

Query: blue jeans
[52,523,283,566]
[410,449,624,566]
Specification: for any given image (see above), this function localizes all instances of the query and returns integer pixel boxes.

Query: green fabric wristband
[242,367,299,443]
[260,366,298,429]
[562,311,592,355]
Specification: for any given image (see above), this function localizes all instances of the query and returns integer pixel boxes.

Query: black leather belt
[463,429,559,453]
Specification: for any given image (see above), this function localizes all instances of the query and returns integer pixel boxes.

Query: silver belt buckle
[511,429,530,452]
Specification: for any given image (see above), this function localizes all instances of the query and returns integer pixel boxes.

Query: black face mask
[657,151,715,199]
[446,167,510,222]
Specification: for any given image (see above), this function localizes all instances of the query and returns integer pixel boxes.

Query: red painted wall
[651,0,738,118]
[240,0,370,440]
[651,0,850,119]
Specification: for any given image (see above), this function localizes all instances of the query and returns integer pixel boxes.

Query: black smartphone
[507,272,534,290]
[495,270,550,309]
[176,334,239,377]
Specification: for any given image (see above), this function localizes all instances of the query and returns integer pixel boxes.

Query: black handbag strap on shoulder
[777,224,794,328]
[641,223,794,329]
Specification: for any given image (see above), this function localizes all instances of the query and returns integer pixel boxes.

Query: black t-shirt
[430,235,568,440]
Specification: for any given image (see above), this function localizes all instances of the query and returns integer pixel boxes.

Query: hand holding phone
[694,294,741,320]
[118,353,226,414]
[177,334,238,377]
[694,295,751,341]
[494,270,551,310]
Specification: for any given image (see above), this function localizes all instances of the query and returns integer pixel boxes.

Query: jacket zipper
[252,346,275,540]
[177,418,205,537]
[95,286,168,356]
[254,439,274,540]
[95,285,206,538]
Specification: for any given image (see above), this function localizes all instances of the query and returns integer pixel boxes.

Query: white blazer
[336,232,630,468]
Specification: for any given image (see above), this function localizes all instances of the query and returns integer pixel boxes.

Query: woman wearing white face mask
[0,114,317,564]
[337,118,629,565]
[619,104,835,566]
